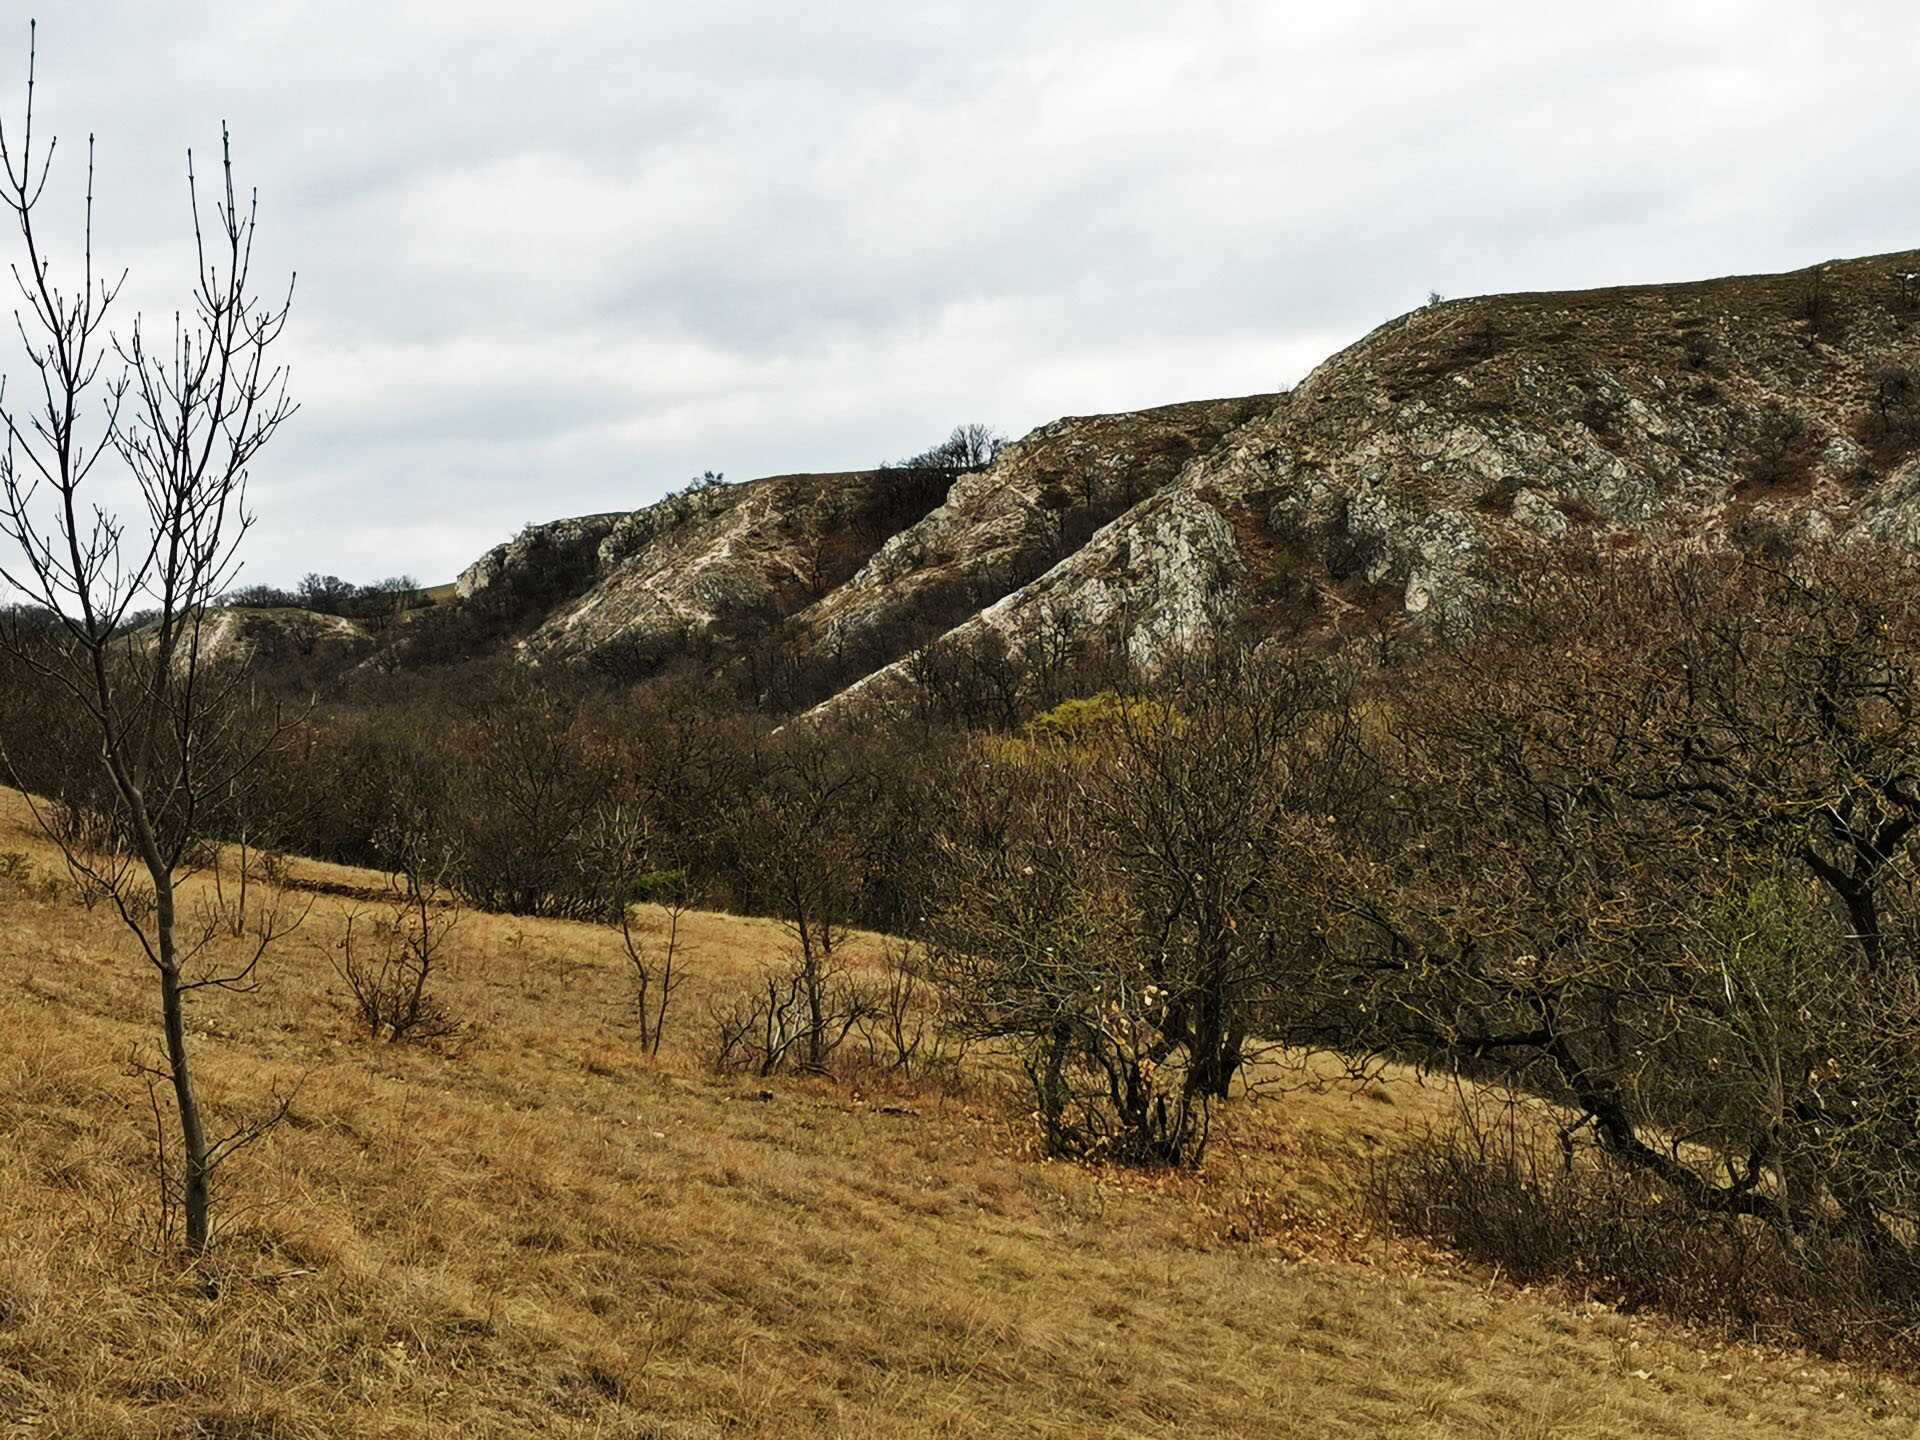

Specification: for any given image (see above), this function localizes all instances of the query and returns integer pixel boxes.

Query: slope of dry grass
[1,788,1916,1438]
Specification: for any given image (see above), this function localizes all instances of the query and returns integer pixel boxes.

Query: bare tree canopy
[0,22,297,1256]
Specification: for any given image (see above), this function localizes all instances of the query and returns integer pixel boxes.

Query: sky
[2,0,1919,588]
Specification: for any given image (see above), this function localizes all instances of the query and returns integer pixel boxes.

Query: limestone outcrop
[408,248,1920,709]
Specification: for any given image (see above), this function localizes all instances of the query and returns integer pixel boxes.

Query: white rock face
[1510,488,1570,538]
[794,396,1271,667]
[822,484,1250,716]
[438,248,1920,714]
[980,486,1246,665]
[447,396,1272,689]
[516,474,886,667]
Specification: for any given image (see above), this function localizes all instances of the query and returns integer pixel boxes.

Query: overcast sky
[4,1,1919,588]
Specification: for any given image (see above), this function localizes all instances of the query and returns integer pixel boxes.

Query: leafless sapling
[330,824,463,1044]
[584,804,691,1056]
[0,25,298,1255]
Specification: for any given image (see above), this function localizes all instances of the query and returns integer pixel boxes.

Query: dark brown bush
[1379,1100,1920,1361]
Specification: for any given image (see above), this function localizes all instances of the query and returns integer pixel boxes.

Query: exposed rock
[419,247,1920,712]
[787,396,1273,678]
[1211,252,1920,626]
[812,250,1920,712]
[517,471,932,672]
[457,512,631,603]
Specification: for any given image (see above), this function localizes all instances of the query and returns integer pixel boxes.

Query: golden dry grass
[1,788,1917,1437]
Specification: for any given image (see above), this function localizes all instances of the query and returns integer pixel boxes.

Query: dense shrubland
[1331,551,1920,1350]
[15,543,1920,1355]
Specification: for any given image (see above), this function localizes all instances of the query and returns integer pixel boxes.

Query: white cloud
[1,0,1918,586]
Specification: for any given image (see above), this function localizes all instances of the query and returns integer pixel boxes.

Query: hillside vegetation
[20,27,1920,1432]
[4,789,1918,1438]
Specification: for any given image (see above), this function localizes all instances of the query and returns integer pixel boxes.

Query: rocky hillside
[1228,249,1920,621]
[241,248,1920,704]
[789,397,1269,677]
[469,471,904,674]
[446,398,1269,688]
[823,248,1920,710]
[189,605,377,673]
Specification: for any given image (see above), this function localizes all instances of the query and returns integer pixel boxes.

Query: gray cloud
[3,0,1918,587]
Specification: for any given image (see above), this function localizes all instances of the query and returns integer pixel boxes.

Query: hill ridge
[217,248,1920,706]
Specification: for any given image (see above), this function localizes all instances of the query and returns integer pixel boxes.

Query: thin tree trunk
[154,875,212,1254]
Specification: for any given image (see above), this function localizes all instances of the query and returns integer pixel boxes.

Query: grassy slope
[0,789,1913,1438]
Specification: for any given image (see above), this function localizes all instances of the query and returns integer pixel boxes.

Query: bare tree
[923,748,1210,1164]
[1332,549,1920,1298]
[629,867,691,1057]
[331,825,463,1045]
[0,26,296,1255]
[728,723,887,1069]
[583,804,691,1056]
[918,648,1363,1164]
[886,423,1006,474]
[1085,648,1364,1098]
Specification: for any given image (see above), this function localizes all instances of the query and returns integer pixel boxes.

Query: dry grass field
[1,788,1916,1438]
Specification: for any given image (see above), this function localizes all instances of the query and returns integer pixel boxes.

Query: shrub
[1802,267,1841,340]
[1863,363,1920,463]
[1743,405,1820,490]
[1022,692,1172,748]
[1379,1098,1920,1360]
[851,939,963,1078]
[923,758,1214,1165]
[329,831,463,1044]
[709,954,871,1077]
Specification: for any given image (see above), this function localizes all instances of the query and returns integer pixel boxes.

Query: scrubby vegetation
[14,16,1920,1432]
[13,796,1918,1436]
[221,573,436,619]
[13,438,1920,1420]
[19,531,1920,1383]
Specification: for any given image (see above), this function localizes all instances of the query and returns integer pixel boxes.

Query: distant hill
[225,249,1920,705]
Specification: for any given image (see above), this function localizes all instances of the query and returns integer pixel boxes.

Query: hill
[443,397,1271,705]
[2,786,1916,1437]
[281,248,1901,711]
[196,249,1920,711]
